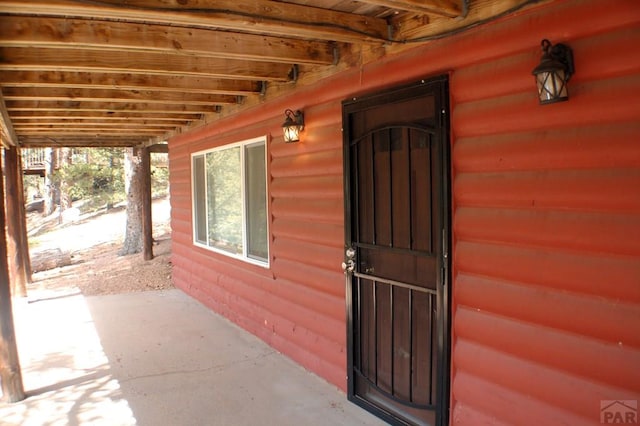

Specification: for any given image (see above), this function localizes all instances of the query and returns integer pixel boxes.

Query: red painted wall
[169,0,640,423]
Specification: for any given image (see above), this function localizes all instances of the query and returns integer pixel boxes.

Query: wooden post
[0,153,26,403]
[3,147,27,297]
[16,152,32,284]
[141,147,153,261]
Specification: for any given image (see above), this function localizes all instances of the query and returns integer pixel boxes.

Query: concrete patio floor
[1,289,386,426]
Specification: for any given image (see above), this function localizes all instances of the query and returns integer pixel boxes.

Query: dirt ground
[26,197,174,297]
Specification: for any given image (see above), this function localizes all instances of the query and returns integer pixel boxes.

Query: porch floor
[1,289,386,425]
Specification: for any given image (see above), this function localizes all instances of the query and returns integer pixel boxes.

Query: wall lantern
[282,109,304,143]
[532,39,574,105]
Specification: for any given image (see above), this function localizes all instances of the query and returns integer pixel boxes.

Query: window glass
[245,143,267,261]
[192,137,268,265]
[206,147,242,254]
[193,155,207,244]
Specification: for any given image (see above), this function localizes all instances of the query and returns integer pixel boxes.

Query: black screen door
[343,78,450,426]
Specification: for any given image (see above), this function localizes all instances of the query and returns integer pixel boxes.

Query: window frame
[190,135,269,267]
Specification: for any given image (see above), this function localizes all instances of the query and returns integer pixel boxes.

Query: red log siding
[170,108,349,387]
[169,0,640,423]
[449,2,640,423]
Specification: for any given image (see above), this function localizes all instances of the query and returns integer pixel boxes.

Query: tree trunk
[120,147,143,255]
[0,153,25,403]
[3,147,27,297]
[59,148,72,210]
[141,147,154,261]
[43,147,56,216]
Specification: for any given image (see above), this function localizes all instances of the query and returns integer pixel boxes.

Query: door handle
[343,246,356,273]
[341,259,355,273]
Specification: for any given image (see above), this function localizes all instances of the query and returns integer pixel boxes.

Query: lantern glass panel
[284,125,300,143]
[536,69,568,104]
[553,69,568,99]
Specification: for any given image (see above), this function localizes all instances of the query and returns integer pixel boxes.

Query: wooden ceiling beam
[17,128,165,135]
[9,110,200,121]
[6,100,219,114]
[0,71,262,96]
[16,131,174,138]
[18,136,149,148]
[0,0,389,43]
[148,144,169,153]
[21,144,143,148]
[0,47,295,82]
[19,136,144,140]
[392,0,532,41]
[0,89,17,146]
[12,117,190,125]
[16,128,176,134]
[0,16,337,66]
[14,120,181,128]
[354,0,463,17]
[2,87,240,106]
[19,135,144,139]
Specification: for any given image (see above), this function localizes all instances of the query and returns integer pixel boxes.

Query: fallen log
[31,248,73,273]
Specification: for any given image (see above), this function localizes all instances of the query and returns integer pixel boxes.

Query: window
[192,136,269,265]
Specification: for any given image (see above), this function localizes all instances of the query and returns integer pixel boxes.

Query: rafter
[0,89,17,146]
[0,16,337,65]
[0,71,262,96]
[9,110,200,121]
[12,117,190,126]
[18,136,150,147]
[17,128,165,134]
[392,0,532,41]
[20,135,150,141]
[354,0,463,17]
[0,0,389,44]
[18,124,176,135]
[13,120,181,129]
[0,47,295,82]
[6,100,219,114]
[2,87,239,106]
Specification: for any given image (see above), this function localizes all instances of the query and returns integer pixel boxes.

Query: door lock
[343,246,356,273]
[341,260,355,273]
[346,247,356,259]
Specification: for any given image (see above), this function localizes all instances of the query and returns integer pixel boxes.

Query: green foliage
[54,148,125,211]
[23,175,43,200]
[24,148,170,214]
[151,163,170,198]
[57,163,124,204]
[206,147,242,254]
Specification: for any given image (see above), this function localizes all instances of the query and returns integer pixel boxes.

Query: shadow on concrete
[0,296,136,425]
[27,290,83,304]
[1,290,386,426]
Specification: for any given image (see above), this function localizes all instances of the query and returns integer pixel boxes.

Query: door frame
[342,76,452,426]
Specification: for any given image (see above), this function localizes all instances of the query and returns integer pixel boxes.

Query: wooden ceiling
[0,0,535,148]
